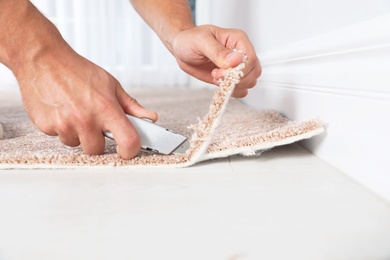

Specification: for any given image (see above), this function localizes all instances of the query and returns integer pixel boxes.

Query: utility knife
[103,115,189,155]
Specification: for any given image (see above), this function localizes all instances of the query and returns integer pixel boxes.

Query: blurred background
[0,0,389,90]
[0,0,199,89]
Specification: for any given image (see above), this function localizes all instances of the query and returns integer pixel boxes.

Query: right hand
[1,0,157,159]
[16,47,157,159]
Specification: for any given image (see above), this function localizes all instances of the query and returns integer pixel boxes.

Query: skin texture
[0,0,261,159]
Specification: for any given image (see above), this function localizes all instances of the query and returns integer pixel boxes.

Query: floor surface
[0,144,389,260]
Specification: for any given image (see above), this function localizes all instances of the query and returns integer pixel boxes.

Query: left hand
[171,25,262,98]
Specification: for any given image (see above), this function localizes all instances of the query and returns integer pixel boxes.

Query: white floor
[0,144,389,260]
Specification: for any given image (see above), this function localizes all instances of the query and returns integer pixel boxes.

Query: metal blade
[171,139,190,154]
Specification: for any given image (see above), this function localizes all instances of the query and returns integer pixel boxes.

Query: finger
[58,134,80,147]
[240,56,262,86]
[196,32,244,69]
[177,59,217,85]
[212,57,261,92]
[54,117,81,147]
[235,64,261,91]
[106,113,141,160]
[27,105,58,136]
[116,83,158,122]
[232,89,249,98]
[211,68,226,82]
[214,56,260,78]
[79,128,106,155]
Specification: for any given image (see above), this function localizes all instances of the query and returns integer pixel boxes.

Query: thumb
[201,37,243,69]
[116,84,158,122]
[223,50,245,68]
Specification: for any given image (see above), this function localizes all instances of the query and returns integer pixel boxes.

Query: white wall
[197,0,390,201]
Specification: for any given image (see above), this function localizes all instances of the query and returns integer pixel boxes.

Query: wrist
[0,1,71,78]
[130,0,195,54]
[162,22,195,54]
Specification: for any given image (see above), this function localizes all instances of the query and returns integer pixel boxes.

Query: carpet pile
[0,61,324,168]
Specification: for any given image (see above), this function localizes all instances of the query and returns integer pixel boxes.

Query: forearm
[129,0,195,53]
[0,0,71,78]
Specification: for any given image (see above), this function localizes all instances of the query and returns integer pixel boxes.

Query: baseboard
[245,13,390,202]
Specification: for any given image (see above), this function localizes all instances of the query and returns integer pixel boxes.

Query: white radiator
[0,0,190,89]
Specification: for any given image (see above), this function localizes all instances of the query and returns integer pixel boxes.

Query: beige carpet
[0,63,324,168]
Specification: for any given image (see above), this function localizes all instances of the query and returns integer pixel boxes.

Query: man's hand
[172,25,262,98]
[18,50,157,159]
[0,0,157,159]
[130,0,261,97]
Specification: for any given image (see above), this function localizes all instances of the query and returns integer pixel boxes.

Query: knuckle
[93,93,113,114]
[214,45,228,59]
[78,114,94,130]
[233,89,248,98]
[231,29,249,43]
[255,60,262,77]
[68,108,96,133]
[60,136,80,147]
[82,144,105,156]
[56,118,73,135]
[121,134,141,151]
[233,28,246,36]
[39,124,56,136]
[128,96,139,107]
[248,81,257,89]
[80,135,105,155]
[30,114,55,136]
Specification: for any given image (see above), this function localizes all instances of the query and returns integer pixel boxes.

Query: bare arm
[130,0,195,53]
[130,0,262,98]
[0,0,157,159]
[0,0,61,74]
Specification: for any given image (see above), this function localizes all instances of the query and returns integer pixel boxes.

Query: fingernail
[226,51,243,62]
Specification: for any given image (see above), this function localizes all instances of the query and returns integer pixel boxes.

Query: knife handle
[103,115,187,155]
